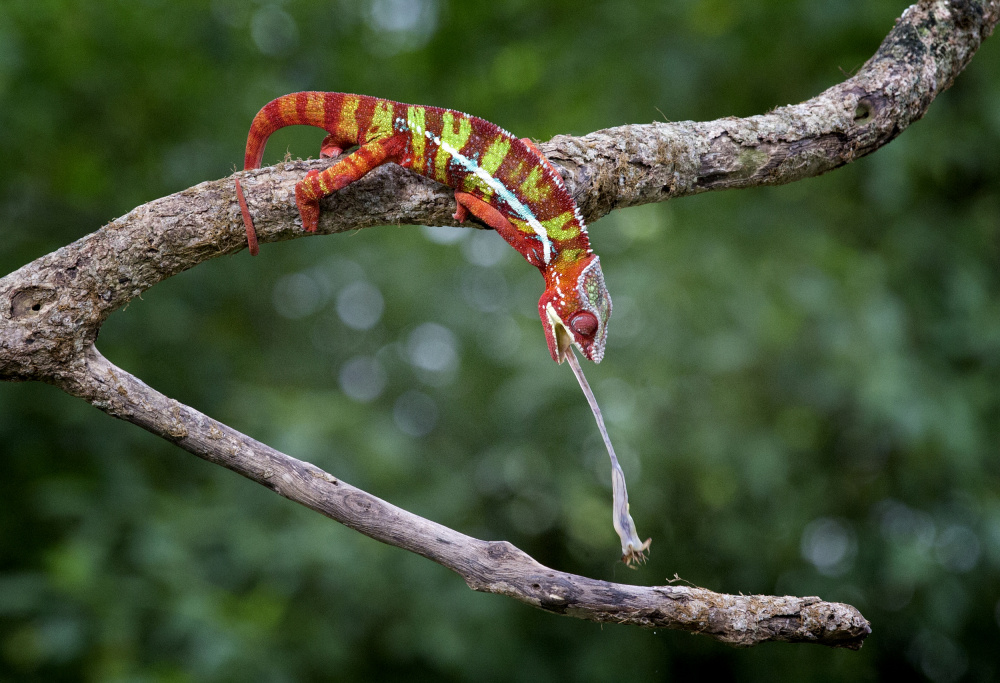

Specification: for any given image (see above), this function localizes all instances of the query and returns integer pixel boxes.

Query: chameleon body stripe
[366,99,395,144]
[406,106,427,173]
[339,95,360,141]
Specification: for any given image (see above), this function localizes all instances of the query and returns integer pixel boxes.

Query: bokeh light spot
[336,280,384,330]
[251,5,299,56]
[338,356,387,403]
[801,517,856,576]
[273,272,324,320]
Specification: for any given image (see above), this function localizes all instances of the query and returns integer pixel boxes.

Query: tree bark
[1,0,996,649]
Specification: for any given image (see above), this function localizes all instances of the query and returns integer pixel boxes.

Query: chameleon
[235,91,650,565]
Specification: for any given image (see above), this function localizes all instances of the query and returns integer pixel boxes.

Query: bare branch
[2,0,997,648]
[552,0,999,218]
[61,346,871,649]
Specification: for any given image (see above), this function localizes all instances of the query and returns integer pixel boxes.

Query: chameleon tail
[235,179,258,256]
[244,92,307,169]
[238,92,351,255]
[244,91,354,169]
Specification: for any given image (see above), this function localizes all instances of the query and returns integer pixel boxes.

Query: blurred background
[2,0,999,680]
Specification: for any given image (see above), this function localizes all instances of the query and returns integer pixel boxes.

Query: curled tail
[243,92,307,169]
[237,91,357,255]
[235,179,258,255]
[244,91,352,169]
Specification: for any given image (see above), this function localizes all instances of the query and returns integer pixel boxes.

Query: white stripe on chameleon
[437,138,553,264]
[405,117,559,265]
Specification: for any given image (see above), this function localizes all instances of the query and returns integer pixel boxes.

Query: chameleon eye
[569,311,598,338]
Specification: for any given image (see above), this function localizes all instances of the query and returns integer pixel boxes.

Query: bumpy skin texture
[238,92,611,363]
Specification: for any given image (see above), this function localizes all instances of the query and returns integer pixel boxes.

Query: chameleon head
[538,255,612,364]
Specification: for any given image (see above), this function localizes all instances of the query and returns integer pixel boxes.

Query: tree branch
[62,345,871,649]
[2,0,996,648]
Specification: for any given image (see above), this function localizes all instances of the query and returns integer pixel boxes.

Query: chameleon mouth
[545,303,577,364]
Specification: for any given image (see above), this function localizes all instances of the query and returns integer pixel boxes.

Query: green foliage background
[2,0,999,680]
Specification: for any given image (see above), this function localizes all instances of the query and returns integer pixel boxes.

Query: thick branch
[2,0,996,648]
[63,345,870,649]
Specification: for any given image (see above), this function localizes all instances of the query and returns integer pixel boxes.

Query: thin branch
[1,0,996,648]
[63,345,871,649]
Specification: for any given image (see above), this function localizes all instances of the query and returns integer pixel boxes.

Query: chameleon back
[245,93,591,264]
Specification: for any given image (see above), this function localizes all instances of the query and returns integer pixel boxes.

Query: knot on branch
[10,286,57,320]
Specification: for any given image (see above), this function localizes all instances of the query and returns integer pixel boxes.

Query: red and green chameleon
[236,92,650,565]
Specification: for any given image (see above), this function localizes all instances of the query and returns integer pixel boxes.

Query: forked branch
[1,0,996,648]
